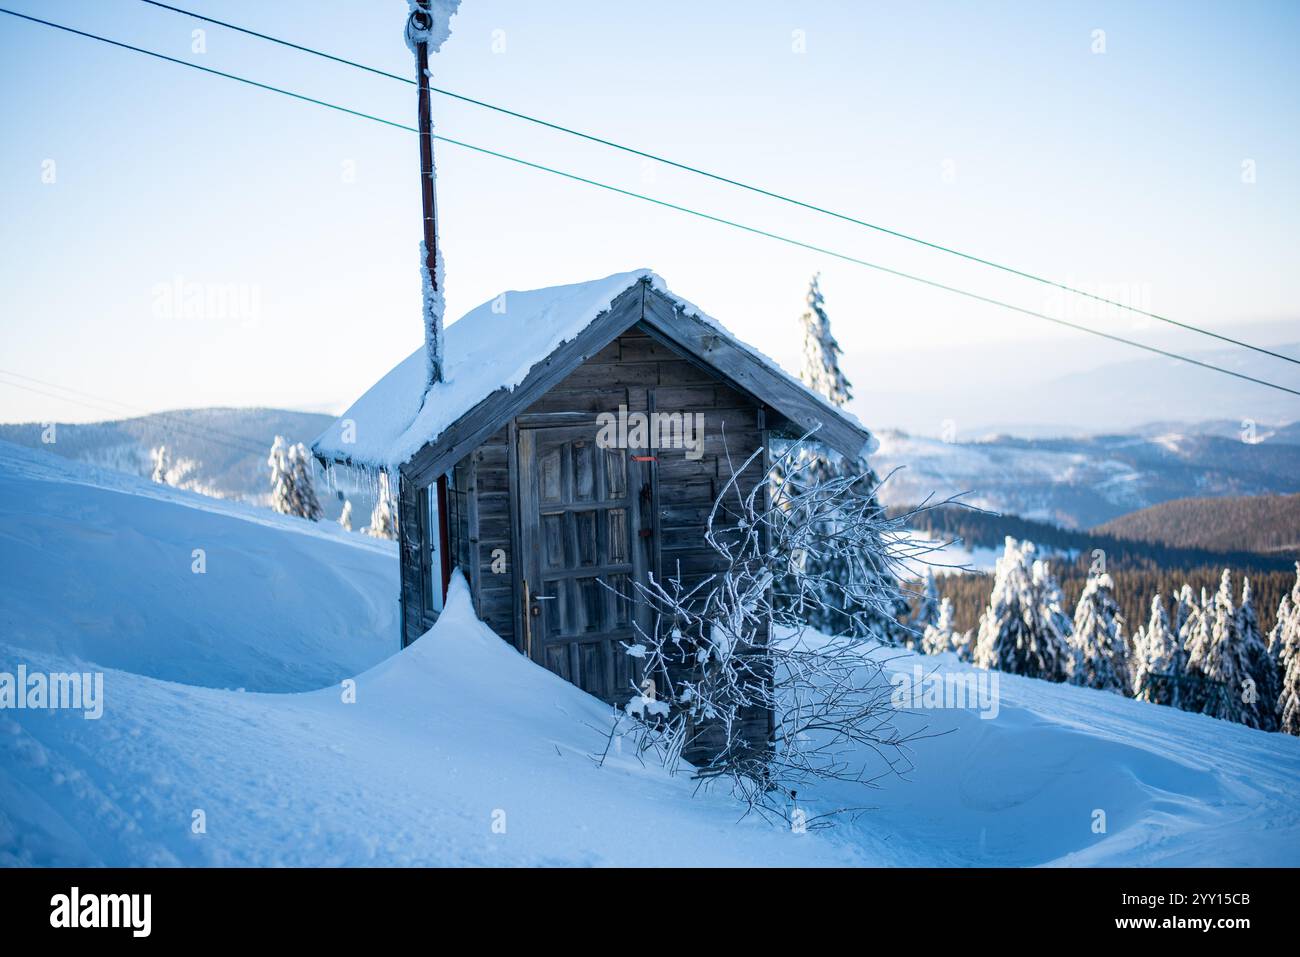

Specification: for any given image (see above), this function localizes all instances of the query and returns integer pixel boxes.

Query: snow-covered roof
[313,269,875,472]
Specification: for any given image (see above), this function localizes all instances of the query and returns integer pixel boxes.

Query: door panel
[519,425,648,705]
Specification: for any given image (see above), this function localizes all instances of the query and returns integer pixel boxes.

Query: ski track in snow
[1,440,1297,867]
[842,650,1300,866]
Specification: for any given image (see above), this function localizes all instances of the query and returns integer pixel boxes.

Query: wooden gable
[399,279,871,487]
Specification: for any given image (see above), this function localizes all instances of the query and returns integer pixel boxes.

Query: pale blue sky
[2,0,1298,429]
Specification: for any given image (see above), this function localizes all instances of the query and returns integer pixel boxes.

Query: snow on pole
[406,0,461,392]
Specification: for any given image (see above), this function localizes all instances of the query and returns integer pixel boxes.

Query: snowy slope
[0,440,396,692]
[1,578,866,867]
[2,443,1297,867]
[824,650,1300,866]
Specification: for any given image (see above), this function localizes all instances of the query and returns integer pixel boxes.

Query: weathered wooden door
[518,426,648,705]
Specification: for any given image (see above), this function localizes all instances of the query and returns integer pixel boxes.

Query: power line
[0,371,276,457]
[139,0,412,83]
[0,374,271,455]
[134,0,1300,369]
[0,376,146,422]
[420,144,1300,398]
[3,7,1298,401]
[0,369,273,458]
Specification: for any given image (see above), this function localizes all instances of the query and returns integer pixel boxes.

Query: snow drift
[0,441,395,692]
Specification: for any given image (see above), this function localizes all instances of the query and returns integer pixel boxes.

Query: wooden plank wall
[519,322,773,760]
[397,474,426,648]
[469,426,514,640]
[624,326,773,764]
[399,319,774,759]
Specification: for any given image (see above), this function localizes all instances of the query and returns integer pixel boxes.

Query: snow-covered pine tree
[973,538,1075,681]
[1133,594,1183,706]
[1279,609,1300,735]
[339,499,353,532]
[267,436,297,517]
[364,471,398,540]
[288,442,323,522]
[1033,558,1077,672]
[911,570,942,634]
[1130,622,1148,690]
[1238,577,1279,731]
[1186,570,1259,726]
[771,273,908,642]
[266,435,323,521]
[1268,593,1292,661]
[1174,583,1198,642]
[920,596,957,655]
[150,445,170,484]
[1069,571,1130,694]
[1179,586,1214,713]
[1269,563,1300,665]
[798,273,852,406]
[1270,563,1300,734]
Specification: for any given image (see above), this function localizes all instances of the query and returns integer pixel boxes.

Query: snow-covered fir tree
[771,274,907,642]
[1034,558,1076,663]
[798,273,852,406]
[1178,584,1208,661]
[150,445,170,484]
[952,628,975,662]
[1132,594,1183,706]
[920,596,957,655]
[1269,563,1300,666]
[1279,614,1300,736]
[973,538,1075,681]
[364,471,398,540]
[1272,563,1300,734]
[1069,572,1129,694]
[1179,586,1215,713]
[1237,577,1279,731]
[267,436,297,516]
[911,570,942,634]
[1268,593,1292,661]
[1131,622,1148,691]
[288,442,323,522]
[267,436,322,521]
[1173,583,1198,641]
[339,499,353,532]
[1205,571,1252,724]
[1185,571,1258,726]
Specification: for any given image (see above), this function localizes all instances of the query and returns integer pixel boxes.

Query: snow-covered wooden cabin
[313,269,874,719]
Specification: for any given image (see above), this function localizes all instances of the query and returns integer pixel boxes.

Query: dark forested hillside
[899,504,1295,573]
[1095,493,1300,555]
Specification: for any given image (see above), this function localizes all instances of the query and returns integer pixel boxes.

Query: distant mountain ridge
[873,421,1300,529]
[0,407,371,523]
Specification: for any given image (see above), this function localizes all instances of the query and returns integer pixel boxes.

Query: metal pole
[408,0,442,386]
[407,1,451,605]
